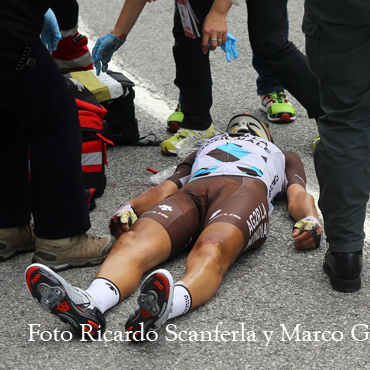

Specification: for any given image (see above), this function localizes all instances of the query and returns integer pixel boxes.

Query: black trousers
[303,12,370,253]
[173,0,324,130]
[0,40,90,239]
[51,0,79,30]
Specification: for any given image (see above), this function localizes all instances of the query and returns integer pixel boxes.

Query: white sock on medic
[85,278,120,314]
[167,281,192,320]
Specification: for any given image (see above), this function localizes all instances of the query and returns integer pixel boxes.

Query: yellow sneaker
[260,90,296,123]
[160,124,216,156]
[312,131,320,151]
[166,102,183,132]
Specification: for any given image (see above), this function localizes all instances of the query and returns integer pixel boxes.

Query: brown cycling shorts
[140,176,269,259]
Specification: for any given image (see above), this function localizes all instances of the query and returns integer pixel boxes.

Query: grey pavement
[1,1,370,370]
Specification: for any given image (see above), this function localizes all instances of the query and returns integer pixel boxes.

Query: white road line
[79,18,174,121]
[79,19,370,243]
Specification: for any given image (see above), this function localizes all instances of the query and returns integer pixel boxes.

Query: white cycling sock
[168,281,192,320]
[85,278,120,313]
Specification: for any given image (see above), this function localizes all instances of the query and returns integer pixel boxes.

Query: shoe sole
[25,263,105,338]
[166,121,181,133]
[161,146,178,156]
[259,104,296,123]
[0,243,34,261]
[323,262,361,293]
[125,269,174,341]
[268,113,296,123]
[31,254,110,271]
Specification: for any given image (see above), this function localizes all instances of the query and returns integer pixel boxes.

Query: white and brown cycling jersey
[141,133,306,258]
[168,133,306,204]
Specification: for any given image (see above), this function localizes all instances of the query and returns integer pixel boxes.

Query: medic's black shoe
[323,249,362,293]
[125,269,174,341]
[25,263,105,339]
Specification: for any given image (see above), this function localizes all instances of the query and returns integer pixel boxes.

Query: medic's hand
[292,216,323,250]
[41,9,61,52]
[202,10,227,53]
[109,203,138,239]
[221,33,239,62]
[92,33,126,76]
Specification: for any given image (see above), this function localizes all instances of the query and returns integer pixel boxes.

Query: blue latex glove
[41,9,61,52]
[221,33,239,62]
[92,33,126,75]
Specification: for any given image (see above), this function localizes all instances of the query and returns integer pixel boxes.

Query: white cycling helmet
[226,112,273,142]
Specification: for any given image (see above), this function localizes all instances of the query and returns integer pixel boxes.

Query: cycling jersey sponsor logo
[208,209,242,223]
[158,205,173,212]
[246,222,269,248]
[246,203,268,248]
[142,210,169,219]
[209,210,222,220]
[246,203,268,235]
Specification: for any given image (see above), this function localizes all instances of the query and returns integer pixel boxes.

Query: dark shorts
[140,176,269,259]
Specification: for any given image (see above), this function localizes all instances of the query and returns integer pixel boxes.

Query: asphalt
[1,1,370,370]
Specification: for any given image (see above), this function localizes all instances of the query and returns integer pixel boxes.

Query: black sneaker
[25,263,106,339]
[125,269,174,341]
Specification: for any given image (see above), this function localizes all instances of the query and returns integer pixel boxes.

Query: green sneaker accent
[312,132,320,151]
[167,103,184,132]
[260,90,296,123]
[160,123,216,156]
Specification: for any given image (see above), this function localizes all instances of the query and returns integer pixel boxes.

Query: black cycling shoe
[125,269,174,341]
[323,249,363,293]
[25,263,106,339]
